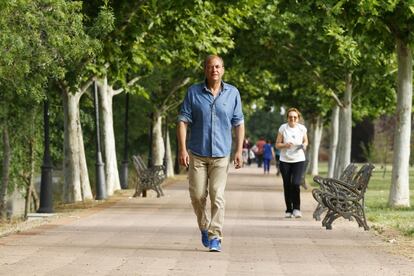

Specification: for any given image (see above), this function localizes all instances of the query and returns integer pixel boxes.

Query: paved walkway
[0,166,413,275]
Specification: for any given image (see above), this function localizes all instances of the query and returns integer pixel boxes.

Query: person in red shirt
[255,137,266,168]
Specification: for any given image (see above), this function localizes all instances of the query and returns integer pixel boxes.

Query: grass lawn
[307,163,414,237]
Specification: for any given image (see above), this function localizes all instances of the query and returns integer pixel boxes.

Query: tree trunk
[389,39,412,207]
[152,112,165,166]
[63,91,83,203]
[31,189,39,211]
[0,125,10,221]
[165,128,174,177]
[334,73,352,179]
[328,105,339,178]
[97,77,121,196]
[308,115,323,176]
[78,119,93,200]
[62,84,94,203]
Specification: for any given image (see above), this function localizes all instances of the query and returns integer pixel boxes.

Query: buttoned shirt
[178,81,244,157]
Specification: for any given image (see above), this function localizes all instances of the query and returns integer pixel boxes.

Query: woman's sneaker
[285,212,292,218]
[292,209,302,218]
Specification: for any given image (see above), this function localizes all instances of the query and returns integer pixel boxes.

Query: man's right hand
[179,149,190,167]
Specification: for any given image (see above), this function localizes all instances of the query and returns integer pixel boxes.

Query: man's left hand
[234,151,243,169]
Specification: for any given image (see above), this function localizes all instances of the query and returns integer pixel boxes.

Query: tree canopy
[1,0,412,209]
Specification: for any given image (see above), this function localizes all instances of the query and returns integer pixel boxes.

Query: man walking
[177,55,245,252]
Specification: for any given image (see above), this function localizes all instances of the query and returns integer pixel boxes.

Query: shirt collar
[203,80,226,94]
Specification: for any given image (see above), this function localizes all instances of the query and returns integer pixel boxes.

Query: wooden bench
[132,155,165,198]
[312,163,375,230]
[312,163,358,221]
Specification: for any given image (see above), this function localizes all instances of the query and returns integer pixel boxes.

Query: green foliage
[1,0,409,210]
[88,4,115,39]
[48,89,65,165]
[0,98,43,194]
[124,1,259,117]
[225,1,336,119]
[245,107,284,142]
[238,0,397,125]
[113,93,153,157]
[0,0,112,206]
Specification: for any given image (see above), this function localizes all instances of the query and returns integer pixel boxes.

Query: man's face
[204,57,224,83]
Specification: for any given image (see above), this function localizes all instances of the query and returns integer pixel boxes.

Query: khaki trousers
[188,153,230,240]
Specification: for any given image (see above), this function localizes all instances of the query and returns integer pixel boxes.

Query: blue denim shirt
[177,81,244,157]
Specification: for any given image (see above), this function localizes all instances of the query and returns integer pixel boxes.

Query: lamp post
[142,112,154,197]
[38,99,53,213]
[163,117,168,175]
[174,106,181,174]
[147,112,153,168]
[174,135,180,174]
[120,93,129,189]
[93,81,106,200]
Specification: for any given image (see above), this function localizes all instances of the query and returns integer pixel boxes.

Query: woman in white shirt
[275,107,308,218]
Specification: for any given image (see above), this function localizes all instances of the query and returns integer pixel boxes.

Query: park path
[0,166,413,276]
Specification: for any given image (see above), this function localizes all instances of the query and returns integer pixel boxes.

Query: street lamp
[38,99,53,213]
[93,81,106,200]
[142,112,154,198]
[163,117,168,175]
[120,93,129,189]
[147,112,153,168]
[174,135,180,174]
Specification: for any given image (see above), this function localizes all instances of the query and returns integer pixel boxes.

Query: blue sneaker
[201,230,209,248]
[209,238,221,252]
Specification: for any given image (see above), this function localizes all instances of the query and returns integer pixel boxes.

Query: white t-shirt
[279,123,307,163]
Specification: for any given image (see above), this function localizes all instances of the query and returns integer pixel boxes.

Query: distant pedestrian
[275,107,308,219]
[249,146,256,165]
[177,54,245,252]
[263,140,275,174]
[242,137,251,166]
[255,137,266,167]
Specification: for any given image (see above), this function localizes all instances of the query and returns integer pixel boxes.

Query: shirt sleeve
[177,89,193,124]
[300,124,307,134]
[231,89,244,126]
